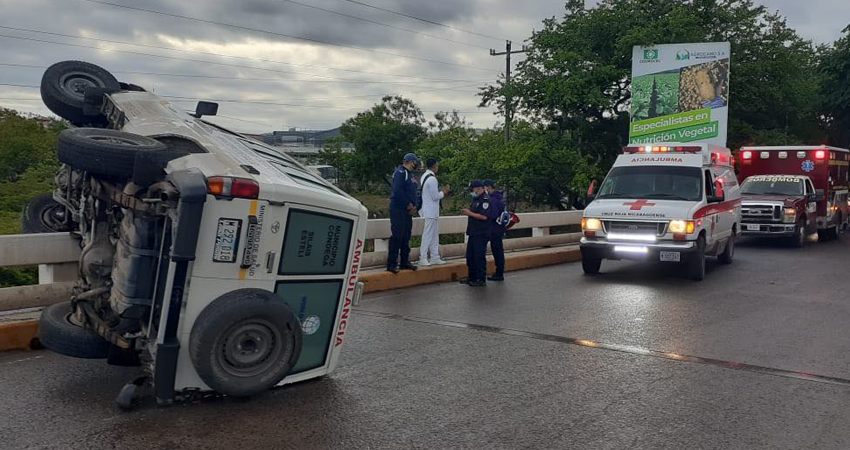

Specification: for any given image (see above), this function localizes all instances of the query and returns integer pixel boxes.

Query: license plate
[746,224,760,231]
[213,218,242,262]
[660,251,680,262]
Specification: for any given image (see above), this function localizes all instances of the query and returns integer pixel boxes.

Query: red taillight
[815,150,827,160]
[207,176,260,199]
[741,151,752,160]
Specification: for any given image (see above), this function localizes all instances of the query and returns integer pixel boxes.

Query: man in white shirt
[418,158,450,266]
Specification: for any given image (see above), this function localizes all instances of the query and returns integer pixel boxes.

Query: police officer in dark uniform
[386,153,420,274]
[462,180,493,287]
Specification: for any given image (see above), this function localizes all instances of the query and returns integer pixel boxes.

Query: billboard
[629,42,731,147]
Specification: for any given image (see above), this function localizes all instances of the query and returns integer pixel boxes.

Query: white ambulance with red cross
[581,143,741,281]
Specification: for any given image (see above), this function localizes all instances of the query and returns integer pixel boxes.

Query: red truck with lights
[738,146,850,243]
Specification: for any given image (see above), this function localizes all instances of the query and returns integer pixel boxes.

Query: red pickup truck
[738,146,850,243]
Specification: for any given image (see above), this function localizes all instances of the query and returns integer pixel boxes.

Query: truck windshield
[741,178,803,196]
[596,166,702,201]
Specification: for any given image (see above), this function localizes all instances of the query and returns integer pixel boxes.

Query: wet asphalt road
[2,236,850,449]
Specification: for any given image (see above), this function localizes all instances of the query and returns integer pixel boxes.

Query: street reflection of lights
[665,353,685,360]
[576,340,598,348]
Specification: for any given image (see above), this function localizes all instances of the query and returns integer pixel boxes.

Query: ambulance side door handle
[265,251,275,273]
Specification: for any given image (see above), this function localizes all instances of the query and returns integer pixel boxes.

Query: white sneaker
[431,258,447,265]
[418,260,431,267]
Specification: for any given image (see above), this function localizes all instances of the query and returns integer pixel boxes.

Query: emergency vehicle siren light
[814,150,827,160]
[741,151,753,160]
[623,145,701,154]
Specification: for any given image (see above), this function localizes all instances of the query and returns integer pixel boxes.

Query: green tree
[820,28,850,148]
[0,109,64,287]
[334,95,426,187]
[317,137,353,191]
[481,0,823,168]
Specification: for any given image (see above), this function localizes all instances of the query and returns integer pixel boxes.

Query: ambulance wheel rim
[220,319,282,378]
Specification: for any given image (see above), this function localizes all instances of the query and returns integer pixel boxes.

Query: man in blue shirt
[483,179,506,281]
[387,153,420,273]
[462,180,492,287]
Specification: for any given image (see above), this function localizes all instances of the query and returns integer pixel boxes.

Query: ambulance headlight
[669,220,695,234]
[783,208,797,223]
[582,217,602,231]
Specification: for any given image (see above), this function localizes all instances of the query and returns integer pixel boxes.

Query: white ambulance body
[580,143,741,281]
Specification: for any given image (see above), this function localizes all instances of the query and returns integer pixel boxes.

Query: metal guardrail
[0,210,582,311]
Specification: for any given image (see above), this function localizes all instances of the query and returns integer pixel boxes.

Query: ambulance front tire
[189,289,303,398]
[582,257,602,275]
[580,248,602,275]
[791,220,806,248]
[718,229,735,264]
[688,235,706,281]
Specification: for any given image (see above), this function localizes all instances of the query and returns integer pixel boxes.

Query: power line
[0,83,485,111]
[74,0,497,72]
[338,0,507,42]
[0,62,490,89]
[276,0,488,50]
[0,34,492,88]
[0,26,485,84]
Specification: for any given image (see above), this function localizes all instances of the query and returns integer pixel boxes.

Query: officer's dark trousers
[387,208,412,269]
[466,234,488,282]
[490,235,505,276]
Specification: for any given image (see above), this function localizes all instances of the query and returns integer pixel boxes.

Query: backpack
[497,210,520,230]
[416,173,434,210]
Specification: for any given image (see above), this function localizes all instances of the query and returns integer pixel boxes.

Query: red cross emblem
[623,199,656,211]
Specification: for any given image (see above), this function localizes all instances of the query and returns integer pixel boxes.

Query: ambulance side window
[704,170,715,199]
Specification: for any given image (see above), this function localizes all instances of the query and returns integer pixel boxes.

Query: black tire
[38,302,110,359]
[718,231,735,264]
[190,289,302,397]
[21,194,71,233]
[688,236,706,281]
[40,61,120,125]
[57,128,168,181]
[791,221,806,248]
[582,256,602,275]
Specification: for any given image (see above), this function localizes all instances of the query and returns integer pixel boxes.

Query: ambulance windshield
[741,177,803,196]
[597,166,703,201]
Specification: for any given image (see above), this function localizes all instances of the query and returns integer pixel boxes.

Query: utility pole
[490,40,528,142]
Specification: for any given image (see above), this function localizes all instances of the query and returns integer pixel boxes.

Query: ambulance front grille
[604,221,667,236]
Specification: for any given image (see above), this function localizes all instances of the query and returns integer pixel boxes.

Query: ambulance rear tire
[688,236,706,281]
[582,256,602,275]
[189,289,302,398]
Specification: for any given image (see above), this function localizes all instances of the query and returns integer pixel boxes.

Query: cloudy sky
[0,0,846,133]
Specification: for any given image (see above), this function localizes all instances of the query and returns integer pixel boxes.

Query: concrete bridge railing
[0,210,582,311]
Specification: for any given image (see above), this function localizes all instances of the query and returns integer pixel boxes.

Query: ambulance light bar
[623,145,702,154]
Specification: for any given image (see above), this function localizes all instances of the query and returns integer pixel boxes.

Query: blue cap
[403,153,420,163]
[469,179,483,189]
[483,179,495,187]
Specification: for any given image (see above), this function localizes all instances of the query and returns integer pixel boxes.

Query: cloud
[0,0,843,133]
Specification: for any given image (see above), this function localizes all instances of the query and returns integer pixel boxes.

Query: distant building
[258,127,353,162]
